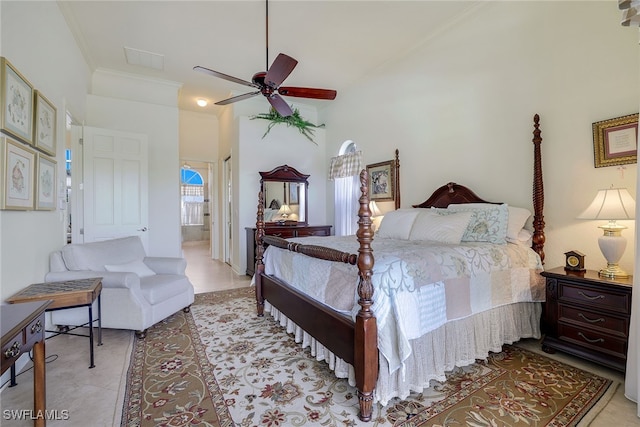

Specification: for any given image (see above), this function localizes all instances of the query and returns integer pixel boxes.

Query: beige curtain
[621,0,640,418]
[328,150,363,180]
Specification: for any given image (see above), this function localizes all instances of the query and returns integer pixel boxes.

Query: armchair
[45,236,195,338]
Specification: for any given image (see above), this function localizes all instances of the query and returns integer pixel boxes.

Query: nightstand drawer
[559,282,630,313]
[557,322,627,358]
[558,305,628,338]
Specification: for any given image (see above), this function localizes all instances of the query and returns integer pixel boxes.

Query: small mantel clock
[564,250,586,272]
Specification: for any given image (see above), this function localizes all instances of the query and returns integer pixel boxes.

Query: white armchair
[45,236,195,338]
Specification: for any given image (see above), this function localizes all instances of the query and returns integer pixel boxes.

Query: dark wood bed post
[255,190,266,316]
[394,149,401,210]
[531,114,545,263]
[354,169,377,422]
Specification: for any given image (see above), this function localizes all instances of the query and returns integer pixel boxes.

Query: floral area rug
[121,287,617,426]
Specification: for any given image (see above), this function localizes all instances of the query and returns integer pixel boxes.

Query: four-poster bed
[253,114,546,421]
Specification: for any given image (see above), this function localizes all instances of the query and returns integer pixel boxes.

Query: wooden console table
[1,300,51,427]
[6,278,103,369]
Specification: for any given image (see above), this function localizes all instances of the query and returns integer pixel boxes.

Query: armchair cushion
[61,236,146,271]
[105,260,156,278]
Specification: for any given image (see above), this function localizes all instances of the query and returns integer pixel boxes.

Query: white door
[82,126,149,249]
[223,156,232,265]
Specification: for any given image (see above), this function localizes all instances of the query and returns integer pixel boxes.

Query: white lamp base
[597,224,629,279]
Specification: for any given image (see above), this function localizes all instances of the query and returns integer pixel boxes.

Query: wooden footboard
[255,169,377,421]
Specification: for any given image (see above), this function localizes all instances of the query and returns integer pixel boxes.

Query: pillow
[446,203,509,244]
[507,228,533,246]
[409,210,473,244]
[507,206,532,242]
[104,260,156,278]
[376,209,420,239]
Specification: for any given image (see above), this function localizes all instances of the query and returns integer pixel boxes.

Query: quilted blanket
[263,236,545,375]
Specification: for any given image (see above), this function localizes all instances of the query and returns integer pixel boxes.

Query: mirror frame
[260,165,309,226]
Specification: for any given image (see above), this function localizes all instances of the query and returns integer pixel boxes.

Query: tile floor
[0,240,637,426]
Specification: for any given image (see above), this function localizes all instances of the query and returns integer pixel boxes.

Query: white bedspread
[263,236,544,375]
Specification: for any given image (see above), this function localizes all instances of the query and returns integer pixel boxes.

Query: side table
[541,267,632,372]
[6,278,103,369]
[1,300,52,427]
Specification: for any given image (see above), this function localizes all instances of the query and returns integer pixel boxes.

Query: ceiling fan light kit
[193,0,336,117]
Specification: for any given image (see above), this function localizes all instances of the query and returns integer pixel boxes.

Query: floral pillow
[444,203,509,244]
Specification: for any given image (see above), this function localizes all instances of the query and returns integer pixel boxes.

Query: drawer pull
[30,320,43,334]
[578,313,605,324]
[578,332,604,344]
[4,342,20,359]
[577,291,604,301]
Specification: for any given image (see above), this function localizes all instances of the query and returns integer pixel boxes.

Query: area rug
[121,287,618,426]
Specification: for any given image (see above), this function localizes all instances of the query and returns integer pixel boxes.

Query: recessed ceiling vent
[124,46,164,71]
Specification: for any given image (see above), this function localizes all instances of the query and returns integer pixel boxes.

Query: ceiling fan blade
[215,91,261,106]
[194,66,259,89]
[278,86,337,100]
[267,94,293,117]
[264,53,298,88]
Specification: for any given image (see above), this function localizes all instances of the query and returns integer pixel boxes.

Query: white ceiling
[58,1,476,115]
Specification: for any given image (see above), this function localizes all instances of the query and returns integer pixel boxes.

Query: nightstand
[541,267,632,372]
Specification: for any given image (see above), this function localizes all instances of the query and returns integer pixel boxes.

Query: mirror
[260,165,309,225]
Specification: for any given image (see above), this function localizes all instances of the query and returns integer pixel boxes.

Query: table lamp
[369,201,383,231]
[577,187,635,278]
[278,204,292,221]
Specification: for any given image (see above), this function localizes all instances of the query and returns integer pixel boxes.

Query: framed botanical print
[0,57,34,145]
[366,159,395,202]
[1,136,35,210]
[35,153,56,210]
[34,90,57,156]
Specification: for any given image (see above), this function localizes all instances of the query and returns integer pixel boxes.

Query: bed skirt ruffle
[264,301,542,405]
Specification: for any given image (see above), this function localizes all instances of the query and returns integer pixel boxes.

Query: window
[181,167,204,225]
[333,141,360,236]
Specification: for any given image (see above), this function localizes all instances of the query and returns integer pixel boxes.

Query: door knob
[137,227,148,232]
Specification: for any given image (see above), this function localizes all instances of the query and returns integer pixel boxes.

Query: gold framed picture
[0,57,34,145]
[592,113,638,168]
[1,136,35,210]
[366,159,395,202]
[35,153,57,210]
[34,90,57,156]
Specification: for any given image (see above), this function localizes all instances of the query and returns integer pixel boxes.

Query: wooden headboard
[412,182,495,208]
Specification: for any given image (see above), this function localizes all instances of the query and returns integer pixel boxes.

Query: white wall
[86,70,183,257]
[0,1,91,300]
[320,1,639,273]
[179,110,218,162]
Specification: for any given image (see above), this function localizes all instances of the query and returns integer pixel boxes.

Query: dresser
[245,224,332,276]
[541,267,632,372]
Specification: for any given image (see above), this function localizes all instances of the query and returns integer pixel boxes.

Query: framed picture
[35,153,57,210]
[0,57,34,145]
[592,113,638,168]
[1,136,35,210]
[34,90,57,156]
[366,159,395,202]
[289,183,299,205]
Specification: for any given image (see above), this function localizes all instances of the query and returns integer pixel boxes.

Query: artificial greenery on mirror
[250,107,325,144]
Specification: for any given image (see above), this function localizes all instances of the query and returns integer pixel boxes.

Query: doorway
[180,160,216,258]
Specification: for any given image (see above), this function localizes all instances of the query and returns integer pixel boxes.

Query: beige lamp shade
[278,204,292,218]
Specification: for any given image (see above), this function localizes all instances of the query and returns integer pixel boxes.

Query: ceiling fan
[193,0,337,117]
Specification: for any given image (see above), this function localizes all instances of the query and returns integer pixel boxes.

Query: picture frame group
[0,57,57,210]
[592,113,638,168]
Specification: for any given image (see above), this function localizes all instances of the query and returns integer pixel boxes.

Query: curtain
[181,185,204,225]
[329,150,363,180]
[331,150,362,236]
[621,0,640,418]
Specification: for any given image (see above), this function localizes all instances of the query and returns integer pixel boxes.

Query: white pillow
[507,228,533,246]
[409,210,473,244]
[446,203,509,244]
[376,209,420,239]
[507,206,532,242]
[104,260,156,278]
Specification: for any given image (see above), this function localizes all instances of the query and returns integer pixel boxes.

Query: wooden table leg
[33,339,46,427]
